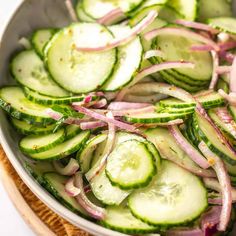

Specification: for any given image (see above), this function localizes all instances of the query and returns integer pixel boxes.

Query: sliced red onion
[215,107,236,139]
[201,206,221,235]
[209,51,219,90]
[219,40,236,51]
[230,56,236,93]
[75,172,106,220]
[85,111,116,181]
[80,121,107,130]
[169,125,210,169]
[220,51,235,63]
[216,66,231,74]
[218,89,236,106]
[91,98,107,109]
[65,0,78,22]
[72,104,138,132]
[65,176,81,197]
[123,94,168,103]
[194,90,214,98]
[108,102,151,110]
[111,105,155,116]
[84,95,93,104]
[217,32,230,43]
[166,228,203,236]
[190,44,214,52]
[144,27,220,51]
[18,37,31,49]
[53,158,80,176]
[97,8,125,25]
[175,19,218,33]
[144,50,165,59]
[157,145,216,178]
[76,10,157,52]
[199,141,232,231]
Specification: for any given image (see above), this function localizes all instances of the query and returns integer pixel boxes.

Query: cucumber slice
[217,77,229,93]
[168,0,197,20]
[45,23,117,93]
[102,25,143,91]
[11,118,56,135]
[158,5,184,22]
[106,140,156,190]
[229,106,236,121]
[28,131,90,160]
[159,91,225,109]
[154,34,212,81]
[20,129,65,154]
[0,86,53,125]
[90,168,131,205]
[77,134,107,173]
[157,105,194,114]
[208,17,236,35]
[23,87,87,105]
[193,112,236,165]
[43,172,89,217]
[76,2,94,22]
[124,111,190,124]
[101,205,158,234]
[65,125,81,140]
[82,0,143,19]
[198,0,233,22]
[11,50,70,97]
[32,29,56,58]
[128,160,208,226]
[24,161,54,185]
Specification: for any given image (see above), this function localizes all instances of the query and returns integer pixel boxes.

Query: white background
[0,0,35,235]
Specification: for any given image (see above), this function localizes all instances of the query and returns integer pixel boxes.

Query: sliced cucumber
[11,118,56,135]
[159,91,224,109]
[193,112,236,165]
[124,111,190,124]
[65,125,81,140]
[102,25,143,91]
[208,17,236,35]
[229,106,236,121]
[153,34,212,81]
[28,131,90,160]
[11,50,70,97]
[76,2,94,22]
[217,77,229,93]
[82,0,143,19]
[43,172,89,217]
[32,29,56,58]
[168,0,197,20]
[77,134,107,173]
[23,87,87,105]
[198,0,233,22]
[20,129,65,154]
[90,168,131,205]
[106,140,156,190]
[128,160,208,226]
[24,161,54,185]
[101,205,158,234]
[0,86,53,125]
[45,23,117,93]
[158,5,184,22]
[157,105,194,114]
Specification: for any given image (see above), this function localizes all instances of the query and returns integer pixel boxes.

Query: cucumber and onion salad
[2,0,236,235]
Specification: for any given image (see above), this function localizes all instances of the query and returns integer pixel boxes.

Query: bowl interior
[0,1,126,235]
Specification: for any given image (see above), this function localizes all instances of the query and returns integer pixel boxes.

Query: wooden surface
[0,147,91,236]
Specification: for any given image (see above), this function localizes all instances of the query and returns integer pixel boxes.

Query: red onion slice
[144,49,165,59]
[230,57,236,93]
[169,125,210,169]
[218,89,236,106]
[72,104,138,132]
[144,27,220,51]
[108,102,151,110]
[76,10,157,52]
[97,8,125,25]
[110,105,156,116]
[216,66,231,74]
[75,172,106,220]
[199,141,232,231]
[175,19,218,33]
[123,93,168,103]
[166,228,203,236]
[219,40,236,51]
[190,44,214,52]
[65,0,78,22]
[65,176,81,197]
[85,111,116,181]
[220,51,235,63]
[80,121,107,130]
[53,158,80,176]
[209,51,219,90]
[91,98,107,109]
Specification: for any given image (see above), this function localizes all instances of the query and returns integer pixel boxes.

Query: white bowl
[0,1,126,235]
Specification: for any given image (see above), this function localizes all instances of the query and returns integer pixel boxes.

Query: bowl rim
[0,1,127,236]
